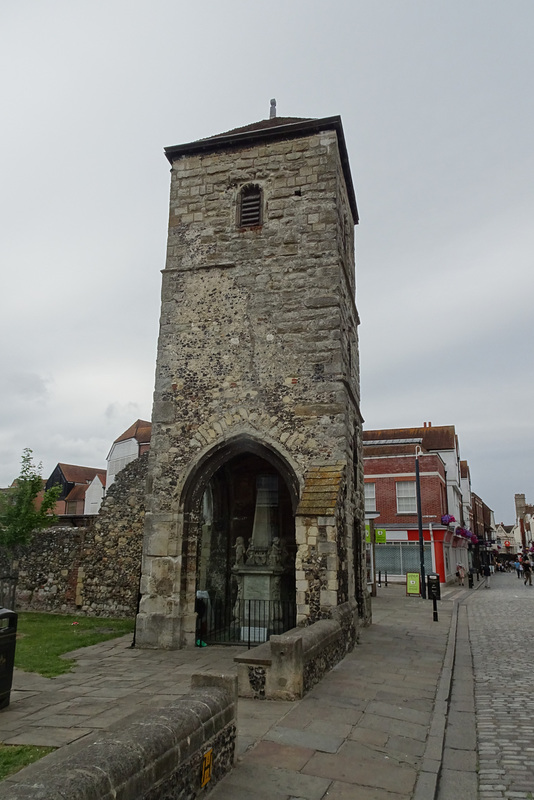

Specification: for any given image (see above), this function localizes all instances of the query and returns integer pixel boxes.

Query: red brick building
[363,424,471,584]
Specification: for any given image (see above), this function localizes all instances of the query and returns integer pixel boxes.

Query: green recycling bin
[0,609,17,709]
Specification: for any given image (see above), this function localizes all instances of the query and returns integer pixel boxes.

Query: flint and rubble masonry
[2,675,237,800]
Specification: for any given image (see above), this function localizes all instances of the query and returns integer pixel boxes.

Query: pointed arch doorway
[182,440,298,646]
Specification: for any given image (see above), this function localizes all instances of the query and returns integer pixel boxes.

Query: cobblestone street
[469,571,534,799]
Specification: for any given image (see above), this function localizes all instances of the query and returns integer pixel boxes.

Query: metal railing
[196,598,296,649]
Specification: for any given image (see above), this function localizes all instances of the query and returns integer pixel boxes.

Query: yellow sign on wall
[201,748,213,787]
[406,572,421,596]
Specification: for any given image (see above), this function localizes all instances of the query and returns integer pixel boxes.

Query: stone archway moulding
[179,431,302,518]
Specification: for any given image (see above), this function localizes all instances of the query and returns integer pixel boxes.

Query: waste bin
[0,609,18,710]
[427,573,441,601]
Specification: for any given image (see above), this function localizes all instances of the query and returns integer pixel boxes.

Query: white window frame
[396,481,417,514]
[364,482,376,513]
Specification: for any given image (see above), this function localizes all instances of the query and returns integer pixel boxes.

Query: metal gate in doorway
[195,598,296,649]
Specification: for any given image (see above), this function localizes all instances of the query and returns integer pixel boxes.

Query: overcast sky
[1,1,532,524]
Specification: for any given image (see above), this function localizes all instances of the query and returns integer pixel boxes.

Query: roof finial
[270,98,276,119]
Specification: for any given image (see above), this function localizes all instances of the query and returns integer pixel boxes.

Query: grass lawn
[0,613,135,780]
[14,612,135,678]
[0,744,55,780]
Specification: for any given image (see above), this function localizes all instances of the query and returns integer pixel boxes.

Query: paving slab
[386,735,426,758]
[365,700,431,727]
[437,767,478,798]
[323,781,410,800]
[358,713,429,742]
[4,726,93,747]
[441,746,477,771]
[244,739,314,770]
[265,726,344,754]
[0,583,469,798]
[209,762,331,800]
[302,739,418,795]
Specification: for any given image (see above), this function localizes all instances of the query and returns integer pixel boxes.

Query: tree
[0,449,61,555]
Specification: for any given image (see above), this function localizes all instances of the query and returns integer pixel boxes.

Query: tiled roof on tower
[164,111,359,224]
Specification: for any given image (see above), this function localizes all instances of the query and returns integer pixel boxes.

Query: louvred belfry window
[239,185,262,228]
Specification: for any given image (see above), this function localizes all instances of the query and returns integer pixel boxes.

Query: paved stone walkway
[1,585,458,798]
[209,589,455,800]
[0,639,248,749]
[5,576,532,798]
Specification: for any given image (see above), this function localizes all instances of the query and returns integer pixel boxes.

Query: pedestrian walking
[523,557,532,586]
[456,564,466,587]
[515,558,522,578]
[483,563,491,588]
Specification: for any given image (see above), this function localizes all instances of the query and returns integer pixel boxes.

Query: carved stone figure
[245,541,255,565]
[234,536,245,567]
[268,537,282,567]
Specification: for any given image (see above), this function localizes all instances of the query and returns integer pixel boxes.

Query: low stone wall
[235,600,357,700]
[2,527,86,613]
[0,455,148,617]
[3,674,237,799]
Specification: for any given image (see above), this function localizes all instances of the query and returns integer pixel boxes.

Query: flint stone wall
[3,674,236,800]
[82,453,147,615]
[0,456,148,617]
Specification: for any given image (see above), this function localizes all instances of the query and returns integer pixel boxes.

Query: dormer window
[239,184,262,228]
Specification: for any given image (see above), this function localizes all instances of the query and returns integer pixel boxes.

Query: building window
[239,184,262,228]
[396,481,417,514]
[364,482,376,513]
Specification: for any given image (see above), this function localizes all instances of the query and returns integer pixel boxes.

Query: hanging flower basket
[441,515,455,526]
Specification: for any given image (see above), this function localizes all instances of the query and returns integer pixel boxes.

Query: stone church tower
[135,110,369,649]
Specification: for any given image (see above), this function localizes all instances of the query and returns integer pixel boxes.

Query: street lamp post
[415,446,427,599]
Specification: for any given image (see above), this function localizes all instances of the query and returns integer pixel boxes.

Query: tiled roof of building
[58,464,106,485]
[206,116,312,138]
[363,425,457,452]
[363,443,422,457]
[297,464,344,516]
[114,419,152,445]
[64,484,88,502]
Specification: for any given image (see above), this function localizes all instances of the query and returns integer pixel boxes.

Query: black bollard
[385,571,388,587]
[378,570,381,587]
[427,573,440,621]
